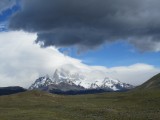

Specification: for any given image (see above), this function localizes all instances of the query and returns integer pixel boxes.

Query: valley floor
[0,90,160,120]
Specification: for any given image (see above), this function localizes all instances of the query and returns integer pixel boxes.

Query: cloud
[0,22,7,31]
[0,0,16,12]
[109,64,160,85]
[62,64,160,86]
[0,31,83,87]
[9,0,160,52]
[0,31,159,88]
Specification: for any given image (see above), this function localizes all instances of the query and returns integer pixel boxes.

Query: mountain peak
[29,76,53,90]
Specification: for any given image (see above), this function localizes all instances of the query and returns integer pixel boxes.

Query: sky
[0,0,160,88]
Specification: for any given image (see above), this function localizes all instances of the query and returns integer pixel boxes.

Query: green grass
[0,90,160,120]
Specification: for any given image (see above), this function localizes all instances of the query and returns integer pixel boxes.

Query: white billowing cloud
[0,31,83,87]
[0,31,159,88]
[109,64,160,85]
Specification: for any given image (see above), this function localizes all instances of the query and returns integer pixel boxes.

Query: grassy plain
[0,89,160,120]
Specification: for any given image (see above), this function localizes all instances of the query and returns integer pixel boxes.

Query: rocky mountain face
[29,69,134,93]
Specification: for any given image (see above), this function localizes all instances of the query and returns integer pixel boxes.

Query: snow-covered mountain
[29,68,134,92]
[29,75,53,90]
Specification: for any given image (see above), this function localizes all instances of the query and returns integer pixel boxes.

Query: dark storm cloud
[0,0,16,12]
[9,0,160,51]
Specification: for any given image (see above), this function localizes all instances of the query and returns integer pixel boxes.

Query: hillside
[136,73,160,90]
[0,89,160,120]
[0,86,26,96]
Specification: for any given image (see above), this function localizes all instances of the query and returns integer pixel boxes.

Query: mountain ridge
[29,68,134,93]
